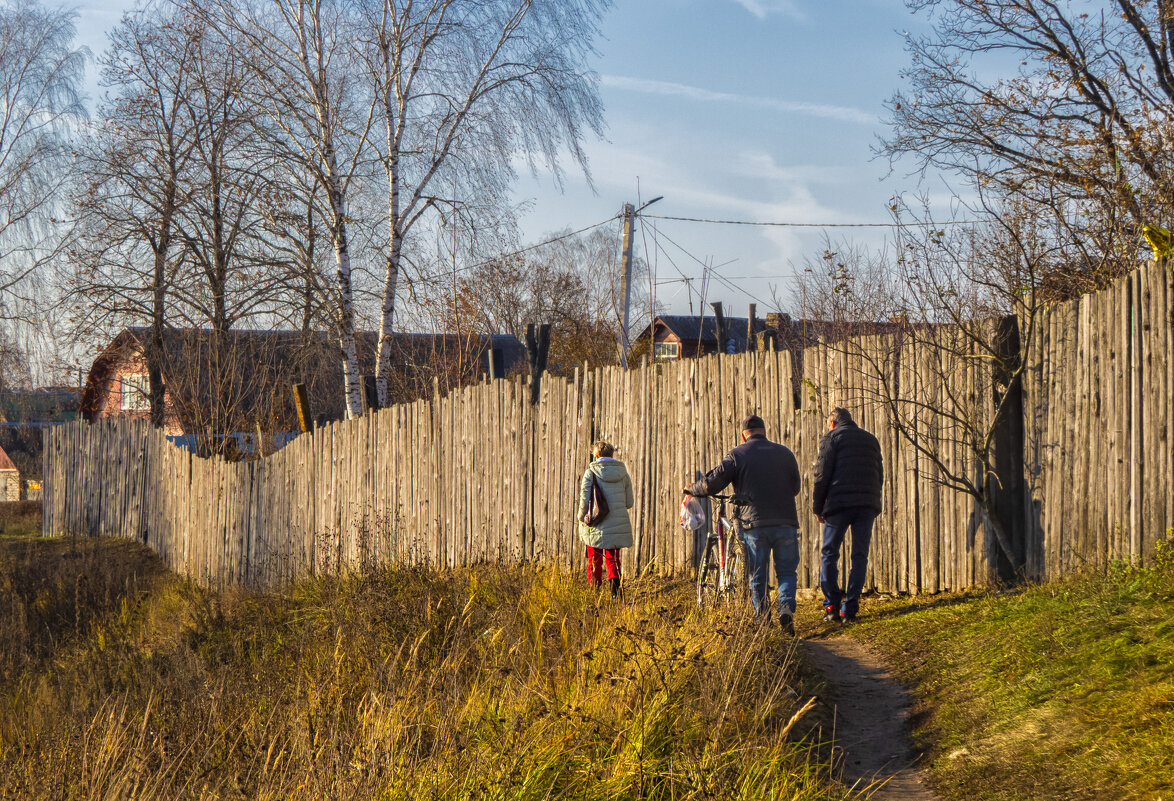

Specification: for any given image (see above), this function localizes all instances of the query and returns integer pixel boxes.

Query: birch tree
[0,1,86,320]
[196,0,376,418]
[361,0,608,405]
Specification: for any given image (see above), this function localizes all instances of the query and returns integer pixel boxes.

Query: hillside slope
[850,541,1174,801]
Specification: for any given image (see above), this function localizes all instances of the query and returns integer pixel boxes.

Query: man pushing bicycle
[685,414,802,634]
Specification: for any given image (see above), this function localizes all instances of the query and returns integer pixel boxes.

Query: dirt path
[803,635,941,800]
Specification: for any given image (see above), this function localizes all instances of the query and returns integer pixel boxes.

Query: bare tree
[169,14,277,336]
[195,0,377,419]
[0,1,86,347]
[256,168,334,333]
[797,199,1057,575]
[71,6,199,428]
[884,0,1174,297]
[359,0,609,405]
[440,225,648,373]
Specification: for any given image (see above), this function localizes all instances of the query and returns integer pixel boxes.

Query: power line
[643,214,979,228]
[409,214,621,286]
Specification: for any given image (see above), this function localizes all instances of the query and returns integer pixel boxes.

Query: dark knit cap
[741,414,765,431]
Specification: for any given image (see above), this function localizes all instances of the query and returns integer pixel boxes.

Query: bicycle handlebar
[702,492,749,504]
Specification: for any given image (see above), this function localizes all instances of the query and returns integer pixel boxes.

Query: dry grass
[0,536,858,800]
[0,501,42,538]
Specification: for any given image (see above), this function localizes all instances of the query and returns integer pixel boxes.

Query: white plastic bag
[679,495,706,531]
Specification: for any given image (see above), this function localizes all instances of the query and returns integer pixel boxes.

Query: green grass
[850,538,1174,801]
[0,535,859,800]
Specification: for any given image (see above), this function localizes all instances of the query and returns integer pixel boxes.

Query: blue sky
[71,0,939,318]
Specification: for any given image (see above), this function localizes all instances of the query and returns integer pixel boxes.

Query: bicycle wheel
[696,537,720,606]
[724,525,748,605]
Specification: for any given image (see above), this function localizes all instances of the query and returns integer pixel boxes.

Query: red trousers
[585,546,621,587]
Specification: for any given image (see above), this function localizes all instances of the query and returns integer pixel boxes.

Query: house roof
[0,443,17,472]
[641,315,768,351]
[0,426,43,478]
[80,327,528,422]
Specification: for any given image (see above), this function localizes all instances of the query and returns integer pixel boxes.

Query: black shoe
[610,577,621,600]
[840,612,856,624]
[779,612,795,636]
[823,604,840,623]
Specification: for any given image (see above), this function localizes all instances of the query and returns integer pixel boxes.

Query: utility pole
[619,203,635,369]
[619,196,663,369]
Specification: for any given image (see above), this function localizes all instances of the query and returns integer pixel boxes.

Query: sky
[70,0,941,320]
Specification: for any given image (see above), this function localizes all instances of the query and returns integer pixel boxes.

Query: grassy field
[0,501,42,539]
[850,538,1174,801]
[0,533,859,800]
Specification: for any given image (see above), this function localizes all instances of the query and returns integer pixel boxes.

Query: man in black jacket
[813,407,883,623]
[687,414,802,633]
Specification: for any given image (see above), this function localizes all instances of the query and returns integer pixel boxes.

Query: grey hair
[829,407,854,426]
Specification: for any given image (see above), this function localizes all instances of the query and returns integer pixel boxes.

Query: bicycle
[692,493,748,606]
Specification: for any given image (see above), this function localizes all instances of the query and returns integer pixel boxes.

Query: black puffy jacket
[688,434,801,528]
[812,422,883,516]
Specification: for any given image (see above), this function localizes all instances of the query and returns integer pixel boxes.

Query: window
[653,341,680,360]
[120,374,150,411]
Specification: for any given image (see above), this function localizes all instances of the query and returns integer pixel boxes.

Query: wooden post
[747,303,757,352]
[710,302,727,355]
[292,383,311,433]
[526,323,552,404]
[361,374,379,414]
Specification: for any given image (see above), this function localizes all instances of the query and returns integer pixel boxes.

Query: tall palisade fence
[44,261,1173,592]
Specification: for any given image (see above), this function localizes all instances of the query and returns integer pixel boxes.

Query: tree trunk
[147,203,173,430]
[979,495,1022,578]
[328,183,363,419]
[376,99,402,408]
[376,236,401,408]
[301,201,316,333]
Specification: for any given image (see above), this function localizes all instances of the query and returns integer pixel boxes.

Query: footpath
[802,636,941,801]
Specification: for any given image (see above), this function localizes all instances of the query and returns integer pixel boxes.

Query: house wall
[2,469,19,502]
[652,329,709,359]
[90,355,184,435]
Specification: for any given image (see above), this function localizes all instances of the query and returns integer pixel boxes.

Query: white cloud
[730,0,805,20]
[601,75,877,125]
[513,119,900,314]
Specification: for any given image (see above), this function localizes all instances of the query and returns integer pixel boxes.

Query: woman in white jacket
[577,440,635,599]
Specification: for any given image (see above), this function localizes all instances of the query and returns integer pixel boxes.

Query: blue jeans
[820,508,877,618]
[742,525,799,618]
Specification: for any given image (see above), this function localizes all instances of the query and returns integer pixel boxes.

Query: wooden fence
[43,260,1173,592]
[1022,258,1174,578]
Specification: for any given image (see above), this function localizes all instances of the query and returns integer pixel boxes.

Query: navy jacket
[812,421,883,516]
[688,434,801,528]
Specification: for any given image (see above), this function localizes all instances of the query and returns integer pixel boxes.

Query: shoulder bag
[583,474,610,526]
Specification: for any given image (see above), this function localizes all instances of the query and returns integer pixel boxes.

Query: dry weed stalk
[0,541,854,800]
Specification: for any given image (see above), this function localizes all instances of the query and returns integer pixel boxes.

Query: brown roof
[0,443,17,472]
[80,327,527,426]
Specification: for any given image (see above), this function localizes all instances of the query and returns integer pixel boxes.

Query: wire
[652,226,711,271]
[643,214,979,228]
[409,214,621,286]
